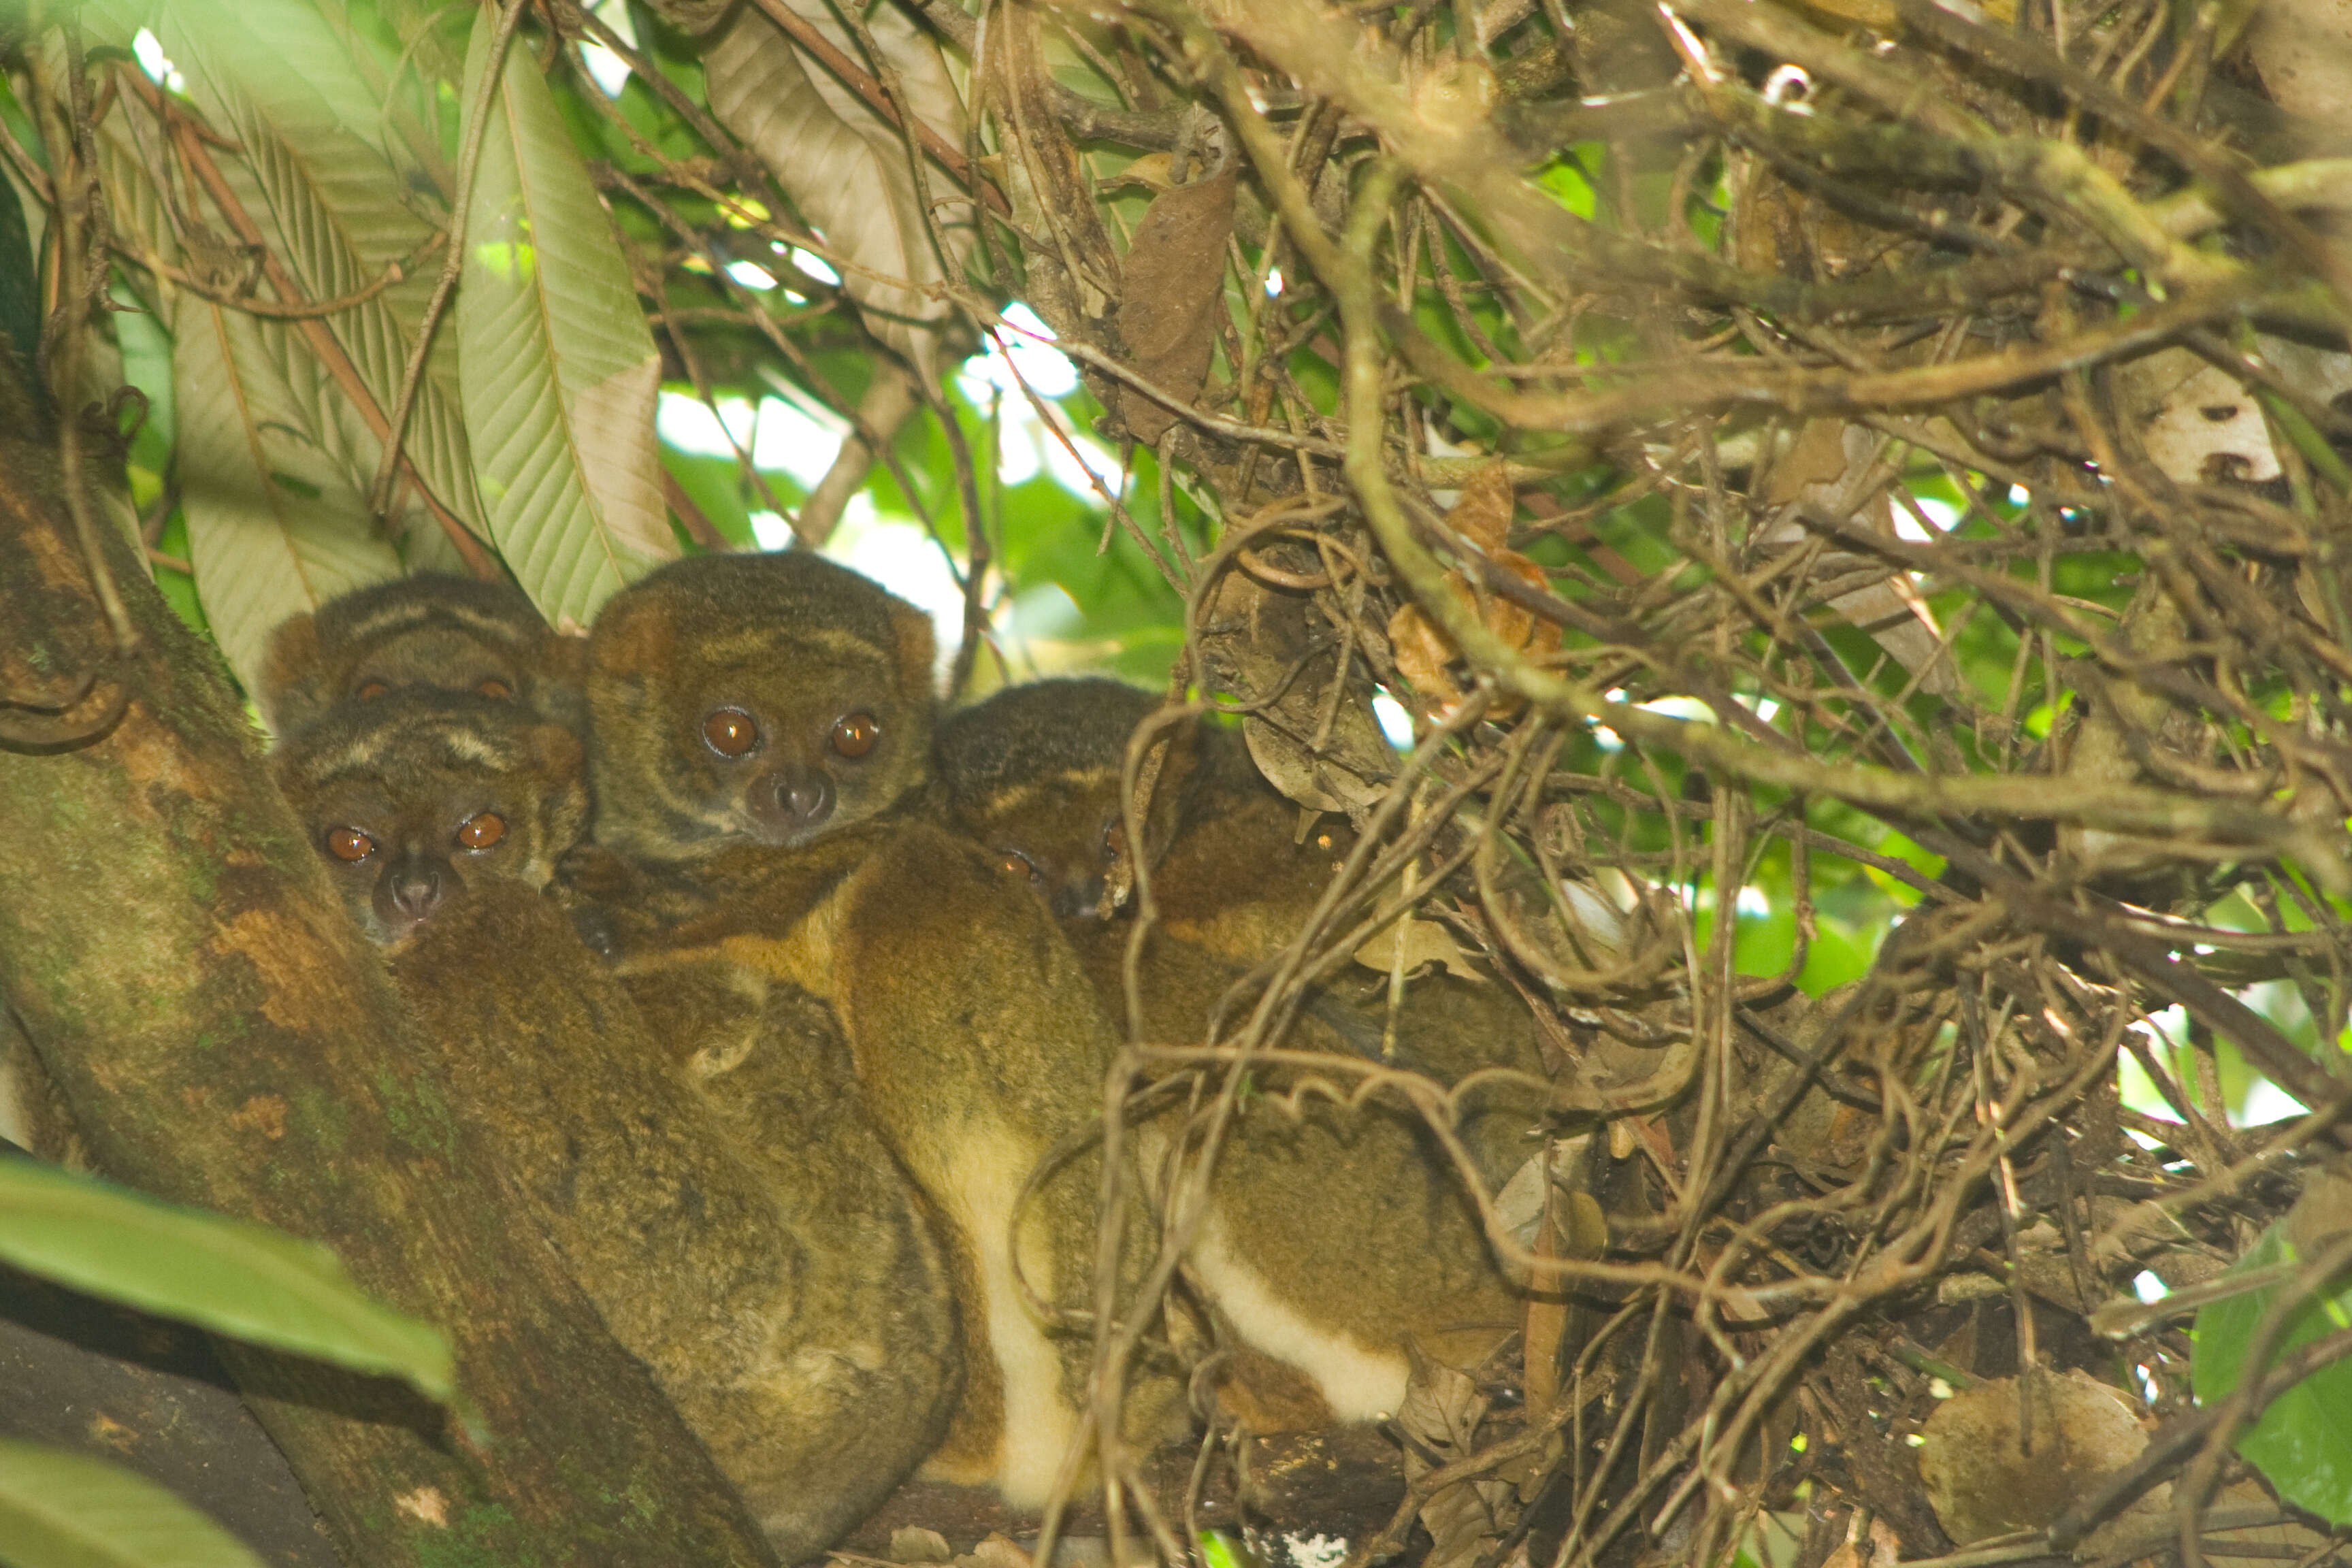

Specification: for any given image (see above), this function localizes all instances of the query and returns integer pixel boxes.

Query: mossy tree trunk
[0,427,779,1565]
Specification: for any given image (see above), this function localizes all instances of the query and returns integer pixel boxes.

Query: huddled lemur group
[263,555,1558,1561]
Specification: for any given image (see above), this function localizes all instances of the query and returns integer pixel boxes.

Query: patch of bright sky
[660,304,1120,505]
[2117,1009,2183,1124]
[2241,1077,2306,1127]
[578,1,638,98]
[2114,1001,2313,1128]
[1265,267,1285,296]
[1900,495,1959,542]
[789,247,841,287]
[654,304,1131,658]
[1593,693,1714,749]
[819,497,970,681]
[956,304,1122,495]
[1371,690,1414,749]
[656,391,848,489]
[726,259,779,291]
[131,29,185,93]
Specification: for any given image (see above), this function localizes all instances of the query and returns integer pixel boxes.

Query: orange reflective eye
[997,849,1036,880]
[703,708,758,757]
[1102,819,1128,864]
[355,681,390,700]
[476,678,514,700]
[456,811,507,850]
[830,712,879,759]
[326,826,374,862]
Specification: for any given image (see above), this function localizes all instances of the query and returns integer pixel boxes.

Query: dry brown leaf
[2117,348,2281,485]
[1817,1515,1901,1568]
[1446,461,1516,553]
[683,0,974,379]
[1111,165,1236,446]
[1398,1345,1515,1568]
[2249,0,2352,125]
[956,1533,1033,1568]
[1389,463,1560,716]
[1352,915,1480,981]
[1197,556,1395,815]
[993,3,1120,342]
[1390,551,1556,717]
[1917,1369,2162,1546]
[891,1526,953,1563]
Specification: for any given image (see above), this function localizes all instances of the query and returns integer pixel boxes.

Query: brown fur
[571,556,1173,1505]
[938,677,1556,1424]
[259,574,586,738]
[270,690,587,946]
[393,883,961,1560]
[585,552,934,864]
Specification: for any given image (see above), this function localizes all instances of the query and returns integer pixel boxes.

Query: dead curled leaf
[1389,464,1559,719]
[1916,1369,2162,1547]
[679,0,974,378]
[1399,1343,1517,1568]
[1196,544,1395,816]
[1352,913,1481,981]
[1110,163,1237,446]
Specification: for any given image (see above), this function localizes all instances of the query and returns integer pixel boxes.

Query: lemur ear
[257,612,325,734]
[888,600,937,693]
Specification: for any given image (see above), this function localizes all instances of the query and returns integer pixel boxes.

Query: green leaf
[160,0,489,577]
[173,294,404,699]
[2192,1220,2352,1524]
[0,1159,454,1406]
[457,10,675,630]
[0,1440,263,1568]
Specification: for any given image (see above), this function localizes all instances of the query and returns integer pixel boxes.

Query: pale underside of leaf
[0,1438,265,1568]
[161,0,487,566]
[0,1160,453,1403]
[700,4,970,378]
[174,298,404,696]
[458,12,674,627]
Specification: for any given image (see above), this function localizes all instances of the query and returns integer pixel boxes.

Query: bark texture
[0,419,779,1565]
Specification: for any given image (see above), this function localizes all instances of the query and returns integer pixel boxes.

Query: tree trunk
[0,425,779,1564]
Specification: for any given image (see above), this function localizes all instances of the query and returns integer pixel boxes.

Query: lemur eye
[354,681,391,700]
[703,708,759,757]
[831,712,879,758]
[1102,818,1128,864]
[996,849,1038,881]
[326,827,375,863]
[456,812,507,850]
[476,678,514,700]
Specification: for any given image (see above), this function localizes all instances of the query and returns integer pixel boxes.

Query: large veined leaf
[0,1440,263,1568]
[457,7,674,629]
[2193,1217,2352,1524]
[174,293,404,697]
[66,0,151,48]
[0,1159,453,1404]
[691,0,972,379]
[159,0,489,576]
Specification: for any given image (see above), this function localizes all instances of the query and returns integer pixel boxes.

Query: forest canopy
[3,0,2352,1563]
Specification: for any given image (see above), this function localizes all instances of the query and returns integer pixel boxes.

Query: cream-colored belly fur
[1189,1209,1409,1420]
[951,1126,1083,1505]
